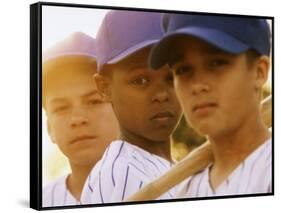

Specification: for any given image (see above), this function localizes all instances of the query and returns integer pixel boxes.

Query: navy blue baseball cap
[150,14,271,69]
[95,10,164,72]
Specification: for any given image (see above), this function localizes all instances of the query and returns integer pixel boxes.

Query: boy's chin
[147,132,173,142]
[192,123,216,138]
[70,149,102,165]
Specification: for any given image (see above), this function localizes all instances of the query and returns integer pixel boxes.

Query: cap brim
[150,27,250,70]
[107,39,159,64]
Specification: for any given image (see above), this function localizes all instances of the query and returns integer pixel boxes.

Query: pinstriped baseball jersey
[81,140,176,204]
[177,138,272,198]
[43,175,80,207]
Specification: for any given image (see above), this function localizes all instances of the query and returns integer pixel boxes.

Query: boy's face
[101,48,182,142]
[44,56,119,166]
[170,37,268,138]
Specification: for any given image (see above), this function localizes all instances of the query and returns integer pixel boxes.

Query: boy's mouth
[192,102,217,113]
[150,111,174,121]
[70,135,97,144]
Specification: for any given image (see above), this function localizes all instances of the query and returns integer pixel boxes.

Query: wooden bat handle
[126,95,272,202]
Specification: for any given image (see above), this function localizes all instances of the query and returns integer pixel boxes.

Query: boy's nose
[190,71,211,95]
[152,89,169,103]
[70,116,89,128]
[70,109,89,128]
[191,81,210,95]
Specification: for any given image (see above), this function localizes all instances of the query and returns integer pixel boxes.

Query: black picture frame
[30,1,274,210]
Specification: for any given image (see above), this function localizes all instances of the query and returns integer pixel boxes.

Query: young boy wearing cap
[42,32,119,206]
[80,11,182,204]
[150,14,272,197]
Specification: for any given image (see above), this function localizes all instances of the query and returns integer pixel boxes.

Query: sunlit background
[42,5,272,187]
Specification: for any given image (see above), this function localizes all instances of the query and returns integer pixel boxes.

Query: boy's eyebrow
[49,90,100,105]
[49,98,68,105]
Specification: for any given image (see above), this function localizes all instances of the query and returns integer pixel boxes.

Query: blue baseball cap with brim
[96,10,164,72]
[150,14,271,70]
[43,32,96,63]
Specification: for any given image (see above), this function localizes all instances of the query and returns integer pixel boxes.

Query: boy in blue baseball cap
[150,14,272,197]
[80,10,183,204]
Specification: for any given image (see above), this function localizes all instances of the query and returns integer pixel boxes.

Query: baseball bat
[125,95,272,202]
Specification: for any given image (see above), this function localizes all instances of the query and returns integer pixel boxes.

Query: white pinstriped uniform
[177,138,272,198]
[81,140,176,204]
[42,175,80,207]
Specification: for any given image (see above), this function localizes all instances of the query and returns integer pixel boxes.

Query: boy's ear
[47,120,56,144]
[93,73,112,102]
[254,56,270,90]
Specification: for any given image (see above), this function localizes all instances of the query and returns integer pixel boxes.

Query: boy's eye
[166,73,174,85]
[209,58,229,68]
[52,105,69,113]
[130,76,149,85]
[87,99,103,105]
